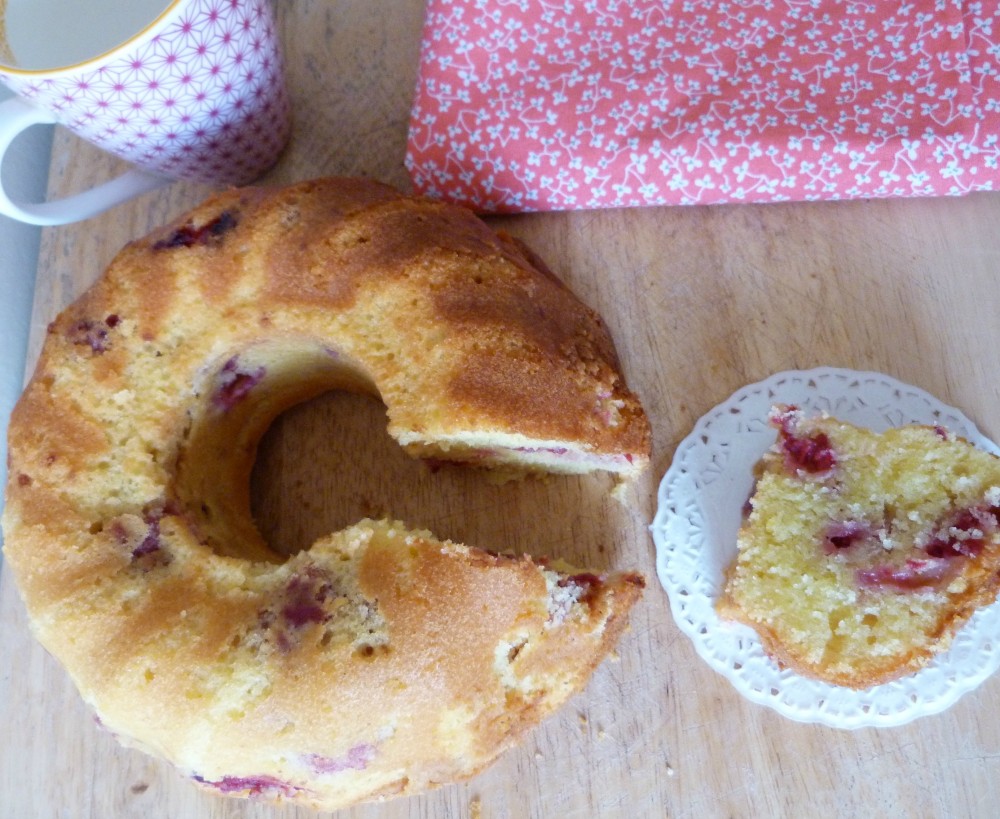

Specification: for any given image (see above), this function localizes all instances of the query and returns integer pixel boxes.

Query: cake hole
[828,606,852,633]
[250,391,408,556]
[174,342,375,563]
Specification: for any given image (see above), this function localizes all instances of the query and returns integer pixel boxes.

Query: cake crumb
[469,796,482,819]
[610,480,629,504]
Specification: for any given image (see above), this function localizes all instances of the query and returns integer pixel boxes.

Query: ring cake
[718,405,1000,689]
[1,177,650,809]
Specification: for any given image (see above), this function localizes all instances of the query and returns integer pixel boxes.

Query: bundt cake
[1,177,649,809]
[718,405,1000,689]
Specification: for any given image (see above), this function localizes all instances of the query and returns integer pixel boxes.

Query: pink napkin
[406,1,1000,213]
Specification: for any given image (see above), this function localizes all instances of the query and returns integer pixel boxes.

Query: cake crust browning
[127,177,649,465]
[2,178,647,810]
[718,406,1000,689]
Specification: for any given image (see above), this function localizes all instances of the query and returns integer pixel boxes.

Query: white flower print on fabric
[406,0,1000,213]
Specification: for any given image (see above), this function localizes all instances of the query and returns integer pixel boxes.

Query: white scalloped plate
[651,367,1000,728]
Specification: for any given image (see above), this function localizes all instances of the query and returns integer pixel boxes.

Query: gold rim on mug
[0,0,182,75]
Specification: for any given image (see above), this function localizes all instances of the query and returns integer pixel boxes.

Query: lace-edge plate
[650,367,1000,728]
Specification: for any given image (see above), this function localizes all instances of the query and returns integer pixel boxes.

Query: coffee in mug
[3,0,173,69]
[0,0,291,225]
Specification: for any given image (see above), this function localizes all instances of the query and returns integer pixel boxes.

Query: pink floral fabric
[406,0,1000,213]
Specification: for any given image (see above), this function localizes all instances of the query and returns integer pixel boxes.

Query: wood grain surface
[3,1,1000,817]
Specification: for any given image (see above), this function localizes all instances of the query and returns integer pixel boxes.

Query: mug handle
[0,96,170,226]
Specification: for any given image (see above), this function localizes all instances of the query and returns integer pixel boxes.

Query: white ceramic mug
[0,0,290,225]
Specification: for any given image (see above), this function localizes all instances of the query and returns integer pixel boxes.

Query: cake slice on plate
[718,405,1000,689]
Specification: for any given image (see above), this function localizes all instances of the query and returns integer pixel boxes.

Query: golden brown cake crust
[98,176,650,459]
[2,178,647,810]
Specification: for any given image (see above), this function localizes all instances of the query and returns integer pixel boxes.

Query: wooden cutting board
[4,2,1000,817]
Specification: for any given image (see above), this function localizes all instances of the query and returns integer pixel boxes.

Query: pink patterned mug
[0,0,290,225]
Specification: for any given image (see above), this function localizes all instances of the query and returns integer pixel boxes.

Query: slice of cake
[717,405,1000,689]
